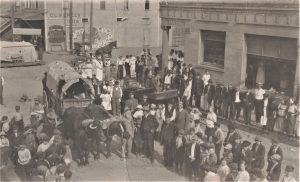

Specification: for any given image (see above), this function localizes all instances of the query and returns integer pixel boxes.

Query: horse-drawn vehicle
[43,61,95,117]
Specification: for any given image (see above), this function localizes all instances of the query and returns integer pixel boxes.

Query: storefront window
[202,30,226,68]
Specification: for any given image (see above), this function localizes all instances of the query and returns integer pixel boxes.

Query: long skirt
[286,115,296,136]
[274,116,284,132]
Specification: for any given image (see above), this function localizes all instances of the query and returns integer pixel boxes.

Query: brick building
[45,0,161,52]
[160,0,299,97]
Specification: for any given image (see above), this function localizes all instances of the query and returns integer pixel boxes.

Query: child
[279,165,297,182]
[185,128,196,144]
[0,131,10,166]
[217,158,230,182]
[174,129,186,174]
[194,119,204,136]
[223,143,233,164]
[100,89,112,112]
[0,116,10,134]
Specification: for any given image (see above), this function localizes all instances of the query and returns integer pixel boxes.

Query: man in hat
[186,132,202,180]
[243,91,254,125]
[239,140,253,172]
[139,95,149,108]
[11,105,24,132]
[251,136,265,169]
[224,123,241,147]
[24,126,37,156]
[9,124,24,165]
[254,82,265,124]
[141,105,158,164]
[91,74,100,95]
[233,87,243,121]
[161,110,176,167]
[223,143,233,164]
[112,80,122,116]
[232,134,242,164]
[225,163,239,181]
[111,63,118,80]
[125,92,138,112]
[192,73,204,110]
[175,102,189,133]
[267,138,283,171]
[213,122,224,162]
[279,165,297,182]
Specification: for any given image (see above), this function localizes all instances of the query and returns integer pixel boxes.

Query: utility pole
[89,0,93,51]
[63,0,67,51]
[10,0,15,41]
[83,0,86,49]
[69,0,73,52]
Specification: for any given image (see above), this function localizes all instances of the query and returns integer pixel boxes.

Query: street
[0,51,299,181]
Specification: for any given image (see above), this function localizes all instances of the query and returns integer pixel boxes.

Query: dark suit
[239,148,253,171]
[224,130,241,146]
[9,132,24,165]
[192,78,204,109]
[162,121,176,167]
[186,142,201,180]
[141,114,158,162]
[233,90,244,120]
[188,68,196,79]
[251,143,265,169]
[267,145,283,172]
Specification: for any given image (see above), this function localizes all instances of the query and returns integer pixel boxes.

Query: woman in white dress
[260,94,269,131]
[100,89,112,111]
[129,56,137,78]
[92,57,103,81]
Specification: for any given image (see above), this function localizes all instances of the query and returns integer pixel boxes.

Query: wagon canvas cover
[0,41,39,62]
[47,61,94,96]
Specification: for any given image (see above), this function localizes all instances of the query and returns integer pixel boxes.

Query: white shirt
[164,74,172,84]
[202,73,210,85]
[235,91,241,103]
[254,88,265,100]
[190,143,196,160]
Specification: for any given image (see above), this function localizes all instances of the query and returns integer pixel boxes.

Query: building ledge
[195,63,225,73]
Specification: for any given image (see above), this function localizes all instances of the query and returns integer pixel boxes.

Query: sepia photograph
[0,0,299,181]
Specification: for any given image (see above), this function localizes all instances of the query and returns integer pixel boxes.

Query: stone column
[294,40,300,100]
[161,26,171,72]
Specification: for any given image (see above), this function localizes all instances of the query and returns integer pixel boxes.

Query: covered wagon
[43,61,95,117]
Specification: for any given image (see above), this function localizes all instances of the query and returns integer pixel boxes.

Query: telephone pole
[10,0,15,41]
[63,0,67,51]
[69,0,73,52]
[83,0,86,48]
[89,0,93,51]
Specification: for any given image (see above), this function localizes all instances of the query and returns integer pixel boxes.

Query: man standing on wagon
[112,81,122,116]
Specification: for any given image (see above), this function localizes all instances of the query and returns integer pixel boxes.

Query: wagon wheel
[43,90,49,113]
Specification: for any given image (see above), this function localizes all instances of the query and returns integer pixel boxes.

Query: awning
[1,9,44,21]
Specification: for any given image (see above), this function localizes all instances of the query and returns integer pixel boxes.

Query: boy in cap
[251,135,265,169]
[112,80,122,116]
[279,165,297,182]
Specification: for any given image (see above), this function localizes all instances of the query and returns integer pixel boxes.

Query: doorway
[246,54,296,96]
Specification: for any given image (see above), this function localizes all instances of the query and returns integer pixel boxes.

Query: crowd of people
[0,46,299,182]
[0,102,72,181]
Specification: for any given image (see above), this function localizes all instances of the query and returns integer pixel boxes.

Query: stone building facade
[160,0,299,97]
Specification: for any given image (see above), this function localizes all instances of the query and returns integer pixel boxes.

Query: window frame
[201,30,226,69]
[145,0,150,10]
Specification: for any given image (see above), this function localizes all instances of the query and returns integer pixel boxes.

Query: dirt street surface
[0,52,299,181]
